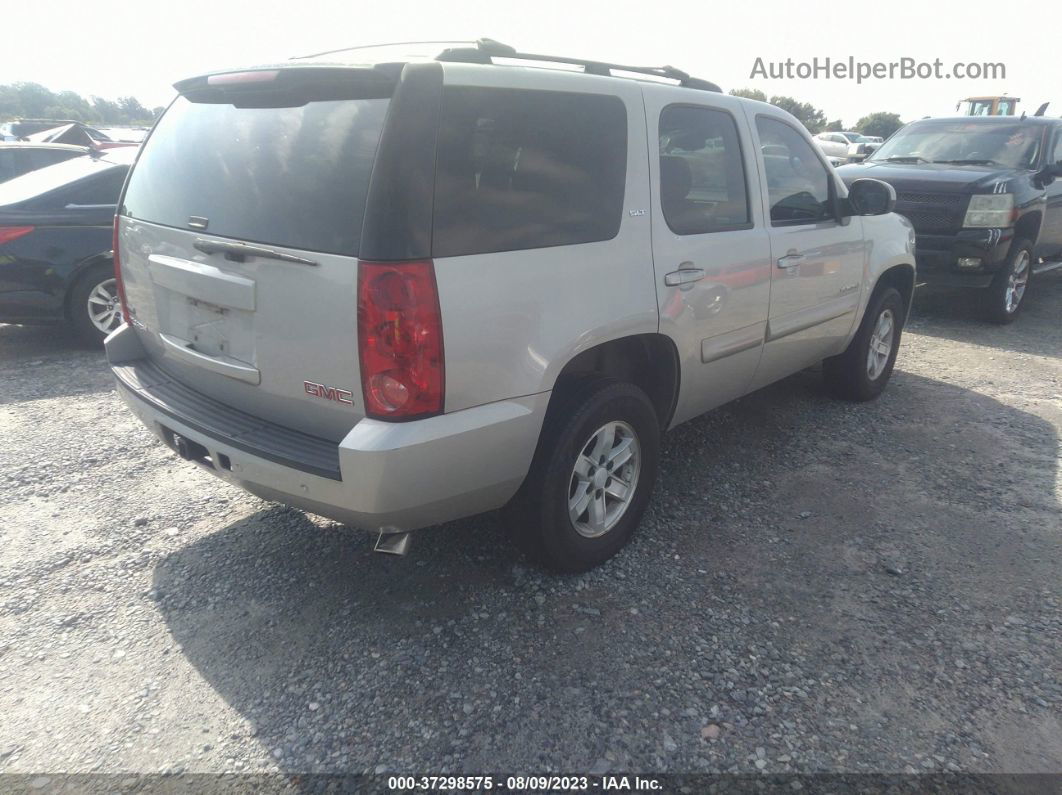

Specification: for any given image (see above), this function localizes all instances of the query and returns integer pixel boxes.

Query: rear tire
[504,378,660,572]
[981,239,1033,324]
[823,286,904,402]
[69,262,122,345]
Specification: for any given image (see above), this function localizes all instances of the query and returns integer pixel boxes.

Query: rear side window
[29,149,80,170]
[659,105,750,235]
[756,117,833,225]
[432,87,627,258]
[0,150,19,182]
[59,168,127,207]
[121,96,389,256]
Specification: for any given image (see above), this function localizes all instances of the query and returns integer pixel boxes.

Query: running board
[1033,259,1062,276]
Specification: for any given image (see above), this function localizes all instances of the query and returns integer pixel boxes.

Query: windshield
[0,154,107,206]
[841,132,862,142]
[868,121,1044,168]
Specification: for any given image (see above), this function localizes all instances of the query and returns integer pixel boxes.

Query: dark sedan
[0,148,134,342]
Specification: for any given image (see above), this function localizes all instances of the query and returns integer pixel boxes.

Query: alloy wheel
[86,278,122,334]
[866,307,895,381]
[568,421,641,539]
[1005,251,1030,315]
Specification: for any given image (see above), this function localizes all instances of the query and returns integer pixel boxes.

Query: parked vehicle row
[2,41,1058,574]
[103,40,913,571]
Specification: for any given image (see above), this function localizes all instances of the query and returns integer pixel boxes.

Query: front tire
[982,239,1032,324]
[823,286,904,402]
[69,263,123,345]
[504,378,660,572]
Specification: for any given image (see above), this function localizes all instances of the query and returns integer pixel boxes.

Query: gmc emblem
[304,380,354,406]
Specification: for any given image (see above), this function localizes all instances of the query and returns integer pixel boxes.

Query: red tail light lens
[112,216,132,325]
[0,226,34,245]
[357,260,444,420]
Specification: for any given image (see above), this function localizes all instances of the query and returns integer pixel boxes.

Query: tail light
[357,260,444,420]
[0,226,35,245]
[112,216,132,325]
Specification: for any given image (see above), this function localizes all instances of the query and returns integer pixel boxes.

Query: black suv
[838,116,1062,322]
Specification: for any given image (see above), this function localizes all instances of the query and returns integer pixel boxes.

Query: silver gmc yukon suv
[106,40,916,571]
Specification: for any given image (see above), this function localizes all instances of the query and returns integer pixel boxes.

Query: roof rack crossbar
[436,40,721,92]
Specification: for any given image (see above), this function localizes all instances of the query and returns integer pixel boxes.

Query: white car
[814,131,882,165]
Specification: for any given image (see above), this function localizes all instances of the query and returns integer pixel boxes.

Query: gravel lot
[1,273,1059,776]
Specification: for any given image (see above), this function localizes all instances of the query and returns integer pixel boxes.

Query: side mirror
[1036,162,1062,186]
[846,178,896,216]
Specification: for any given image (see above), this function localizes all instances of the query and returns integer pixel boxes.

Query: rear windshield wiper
[932,159,1002,166]
[193,238,318,266]
[880,156,931,163]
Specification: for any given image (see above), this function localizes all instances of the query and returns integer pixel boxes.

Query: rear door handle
[664,267,706,286]
[777,252,805,269]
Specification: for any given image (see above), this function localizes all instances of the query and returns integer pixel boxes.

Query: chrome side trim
[701,321,767,364]
[159,333,262,385]
[767,295,859,342]
[147,254,256,312]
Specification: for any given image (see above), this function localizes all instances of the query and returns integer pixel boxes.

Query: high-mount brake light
[357,260,444,420]
[207,70,280,86]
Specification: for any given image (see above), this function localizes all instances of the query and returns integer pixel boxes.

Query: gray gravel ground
[0,273,1059,776]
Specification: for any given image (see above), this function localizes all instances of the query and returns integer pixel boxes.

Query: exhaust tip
[373,530,411,556]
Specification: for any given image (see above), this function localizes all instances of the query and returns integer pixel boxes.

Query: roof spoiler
[173,65,398,106]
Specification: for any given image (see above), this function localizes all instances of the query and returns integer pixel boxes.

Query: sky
[8,0,1060,126]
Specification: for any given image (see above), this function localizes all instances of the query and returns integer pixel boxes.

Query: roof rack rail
[436,39,722,93]
[290,40,479,61]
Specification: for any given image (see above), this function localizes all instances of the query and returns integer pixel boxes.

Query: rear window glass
[0,154,104,207]
[121,96,389,256]
[432,87,627,258]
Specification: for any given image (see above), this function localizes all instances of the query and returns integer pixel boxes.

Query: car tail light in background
[357,260,444,420]
[0,226,34,245]
[112,217,132,325]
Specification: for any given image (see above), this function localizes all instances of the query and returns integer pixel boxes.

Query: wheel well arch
[1013,210,1042,247]
[872,263,916,322]
[63,252,113,320]
[550,334,680,430]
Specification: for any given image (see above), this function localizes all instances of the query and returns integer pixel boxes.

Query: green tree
[729,87,767,103]
[769,95,828,133]
[117,96,150,123]
[91,96,121,124]
[825,119,845,132]
[855,112,904,139]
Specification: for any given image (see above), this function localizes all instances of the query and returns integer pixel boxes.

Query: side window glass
[40,169,124,209]
[432,87,628,257]
[1054,134,1062,164]
[755,117,833,225]
[0,150,17,181]
[658,105,750,235]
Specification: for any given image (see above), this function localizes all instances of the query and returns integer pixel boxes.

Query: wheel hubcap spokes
[1005,252,1030,314]
[866,308,895,381]
[87,278,122,334]
[568,420,641,538]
